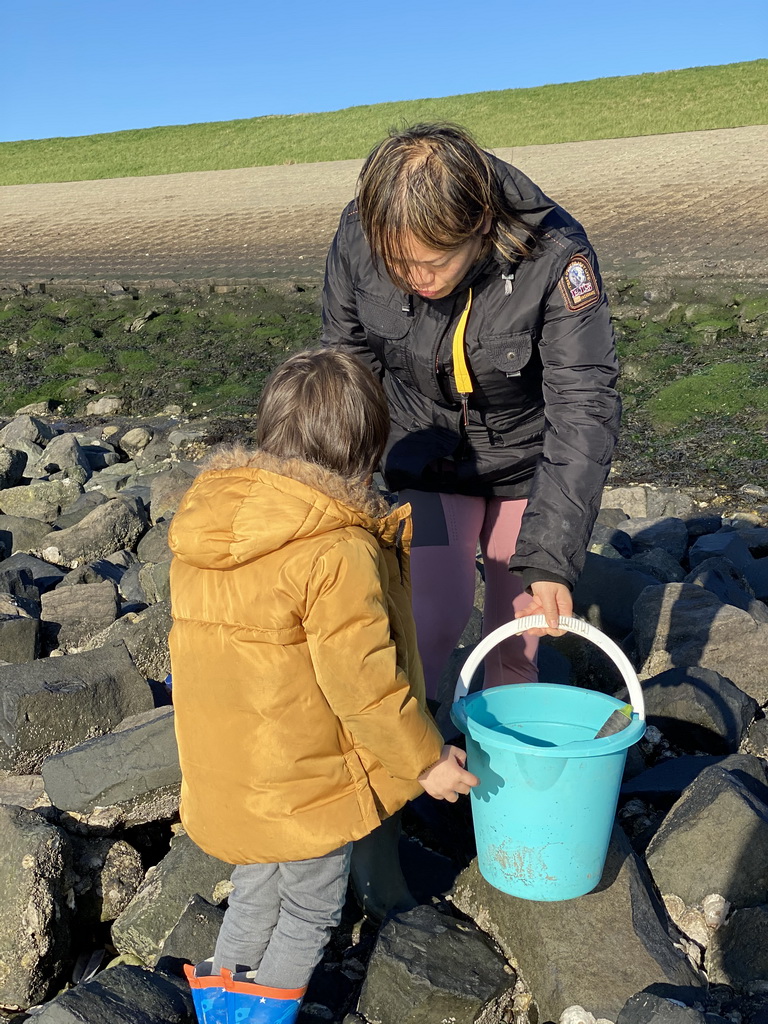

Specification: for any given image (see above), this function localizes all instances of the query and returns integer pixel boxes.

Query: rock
[0,641,153,773]
[0,445,27,489]
[78,437,121,470]
[688,530,768,600]
[134,438,174,470]
[0,774,50,812]
[11,438,46,480]
[136,521,171,564]
[641,667,759,754]
[743,716,768,757]
[139,561,171,604]
[0,478,83,521]
[634,583,768,705]
[630,548,687,583]
[111,832,234,967]
[601,487,697,521]
[40,579,120,651]
[119,561,149,608]
[688,530,752,570]
[621,755,725,806]
[71,377,99,396]
[52,490,109,530]
[148,466,197,523]
[450,827,702,1021]
[34,496,148,568]
[31,964,193,1023]
[42,707,180,824]
[127,311,160,334]
[589,522,634,558]
[356,904,512,1024]
[596,507,630,527]
[58,558,126,588]
[684,556,768,624]
[0,603,40,663]
[85,396,123,416]
[645,755,768,910]
[167,425,208,448]
[34,433,92,485]
[705,905,768,993]
[84,462,137,497]
[104,548,138,570]
[617,992,707,1024]
[156,895,225,972]
[119,427,154,458]
[70,836,145,927]
[601,486,652,519]
[617,517,689,562]
[683,514,723,539]
[0,804,72,1010]
[646,490,697,519]
[0,414,56,448]
[83,600,171,684]
[0,552,66,591]
[0,566,39,617]
[0,513,57,554]
[573,553,661,638]
[120,483,152,509]
[15,400,58,416]
[734,525,768,556]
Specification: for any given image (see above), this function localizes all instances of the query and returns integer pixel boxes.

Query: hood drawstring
[502,271,515,295]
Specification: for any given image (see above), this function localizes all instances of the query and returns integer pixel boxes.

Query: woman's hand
[418,745,479,802]
[516,581,573,636]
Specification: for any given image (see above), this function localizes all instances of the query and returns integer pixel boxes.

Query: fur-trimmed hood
[169,445,405,571]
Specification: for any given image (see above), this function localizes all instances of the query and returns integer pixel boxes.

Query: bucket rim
[451,683,646,757]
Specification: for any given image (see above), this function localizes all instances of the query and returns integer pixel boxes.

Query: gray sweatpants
[212,843,352,989]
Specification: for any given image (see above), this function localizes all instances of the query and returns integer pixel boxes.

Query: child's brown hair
[256,348,390,481]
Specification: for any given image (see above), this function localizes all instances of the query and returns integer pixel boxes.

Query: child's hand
[418,745,479,802]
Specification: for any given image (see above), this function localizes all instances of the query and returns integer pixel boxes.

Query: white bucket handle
[453,614,645,721]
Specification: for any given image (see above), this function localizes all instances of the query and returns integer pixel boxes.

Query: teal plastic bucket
[451,615,645,901]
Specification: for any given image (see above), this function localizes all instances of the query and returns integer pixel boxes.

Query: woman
[322,122,620,701]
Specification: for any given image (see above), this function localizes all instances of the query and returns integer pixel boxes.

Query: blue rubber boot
[227,972,305,1023]
[184,960,230,1023]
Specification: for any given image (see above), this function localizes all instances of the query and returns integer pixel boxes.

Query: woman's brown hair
[357,122,537,292]
[256,348,390,481]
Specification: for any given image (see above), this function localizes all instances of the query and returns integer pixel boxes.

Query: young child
[169,348,478,1024]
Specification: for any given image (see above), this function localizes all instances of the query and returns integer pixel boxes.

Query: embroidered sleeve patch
[558,255,600,312]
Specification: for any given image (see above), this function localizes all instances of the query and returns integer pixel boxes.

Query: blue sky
[2,0,765,143]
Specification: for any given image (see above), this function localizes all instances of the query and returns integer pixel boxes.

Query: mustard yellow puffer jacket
[168,448,444,865]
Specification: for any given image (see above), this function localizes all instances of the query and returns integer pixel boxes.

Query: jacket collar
[202,445,392,521]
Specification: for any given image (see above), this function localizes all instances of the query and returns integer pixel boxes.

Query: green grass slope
[1,60,765,186]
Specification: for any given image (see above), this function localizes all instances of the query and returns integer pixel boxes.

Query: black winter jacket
[321,155,620,590]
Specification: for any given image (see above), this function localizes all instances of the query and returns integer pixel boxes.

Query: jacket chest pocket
[479,330,535,378]
[358,295,412,342]
[358,294,413,378]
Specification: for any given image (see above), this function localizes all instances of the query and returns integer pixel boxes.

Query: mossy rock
[689,318,739,339]
[643,362,768,430]
[683,302,734,325]
[738,297,768,323]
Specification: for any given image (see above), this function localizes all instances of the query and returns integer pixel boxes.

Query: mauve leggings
[401,491,539,701]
